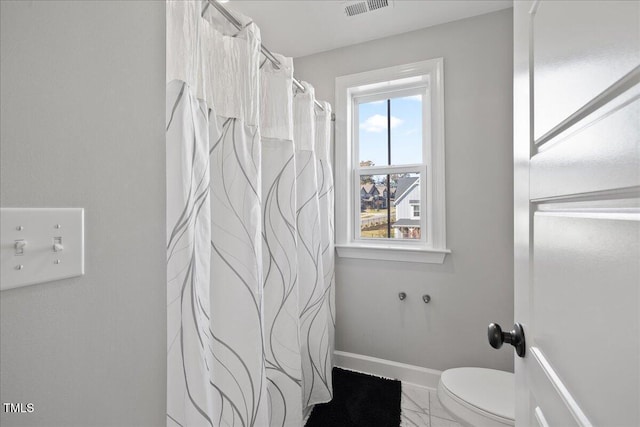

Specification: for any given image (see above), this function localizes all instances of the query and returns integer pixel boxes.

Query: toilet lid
[440,367,514,421]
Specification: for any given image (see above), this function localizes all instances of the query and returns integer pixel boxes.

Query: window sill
[335,244,450,264]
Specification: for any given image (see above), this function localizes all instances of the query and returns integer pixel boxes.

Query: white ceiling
[224,0,513,58]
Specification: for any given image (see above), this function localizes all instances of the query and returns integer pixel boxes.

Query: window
[357,96,423,241]
[335,59,449,263]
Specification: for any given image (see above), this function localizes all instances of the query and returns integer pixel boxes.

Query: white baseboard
[334,351,442,389]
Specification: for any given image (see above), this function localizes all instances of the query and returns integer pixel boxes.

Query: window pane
[359,171,422,240]
[358,100,388,167]
[390,95,422,165]
[359,174,393,239]
[391,172,422,240]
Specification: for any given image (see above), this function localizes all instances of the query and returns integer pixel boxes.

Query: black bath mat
[305,368,401,427]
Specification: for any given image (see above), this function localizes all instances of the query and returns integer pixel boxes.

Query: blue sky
[359,95,422,166]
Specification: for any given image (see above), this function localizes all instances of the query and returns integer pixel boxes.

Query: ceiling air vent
[367,0,389,11]
[344,0,391,17]
[345,2,368,17]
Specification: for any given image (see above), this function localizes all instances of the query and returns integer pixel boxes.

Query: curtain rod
[203,0,330,116]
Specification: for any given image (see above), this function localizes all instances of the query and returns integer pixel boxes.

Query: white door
[514,1,640,426]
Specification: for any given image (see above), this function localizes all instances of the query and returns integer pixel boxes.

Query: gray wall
[295,9,514,372]
[0,1,166,426]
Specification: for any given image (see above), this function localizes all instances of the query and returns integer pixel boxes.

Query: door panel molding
[534,66,640,147]
[531,213,639,426]
[531,185,640,205]
[531,79,639,199]
[534,210,639,221]
[534,406,550,427]
[530,347,592,427]
[532,1,640,139]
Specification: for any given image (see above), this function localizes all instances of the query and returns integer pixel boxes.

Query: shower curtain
[165,2,334,426]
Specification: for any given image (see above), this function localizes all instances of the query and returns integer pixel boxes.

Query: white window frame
[335,58,449,264]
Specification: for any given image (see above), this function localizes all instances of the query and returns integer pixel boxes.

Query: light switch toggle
[14,240,27,255]
[53,237,64,252]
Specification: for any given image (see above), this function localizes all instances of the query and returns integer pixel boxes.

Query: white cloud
[360,114,403,133]
[405,95,422,102]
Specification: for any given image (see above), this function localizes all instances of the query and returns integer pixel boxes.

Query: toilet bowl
[437,367,514,427]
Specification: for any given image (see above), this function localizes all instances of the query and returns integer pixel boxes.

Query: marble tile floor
[400,382,462,427]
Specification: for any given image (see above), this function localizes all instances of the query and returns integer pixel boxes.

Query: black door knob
[488,323,526,358]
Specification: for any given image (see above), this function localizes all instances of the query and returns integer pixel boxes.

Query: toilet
[437,367,514,427]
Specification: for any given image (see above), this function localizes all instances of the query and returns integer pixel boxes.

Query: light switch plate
[1,208,84,291]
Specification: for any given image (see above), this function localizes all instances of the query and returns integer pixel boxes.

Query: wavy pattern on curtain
[166,79,215,426]
[315,101,336,372]
[205,14,268,427]
[260,55,304,427]
[166,2,333,426]
[294,84,334,407]
[209,115,268,427]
